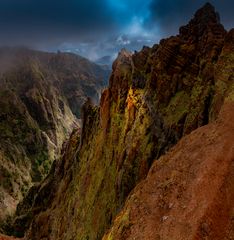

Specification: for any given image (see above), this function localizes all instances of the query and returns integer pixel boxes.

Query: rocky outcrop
[0,48,109,229]
[11,3,234,240]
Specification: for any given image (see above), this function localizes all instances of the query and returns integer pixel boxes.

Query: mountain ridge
[2,3,234,240]
[0,48,109,229]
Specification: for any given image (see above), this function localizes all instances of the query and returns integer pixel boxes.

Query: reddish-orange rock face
[103,101,234,240]
[0,234,21,240]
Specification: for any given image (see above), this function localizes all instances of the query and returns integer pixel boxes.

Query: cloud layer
[0,0,233,60]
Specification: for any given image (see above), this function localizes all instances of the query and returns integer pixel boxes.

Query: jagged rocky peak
[109,48,133,103]
[194,2,220,23]
[112,48,132,71]
[179,2,226,42]
[117,48,132,59]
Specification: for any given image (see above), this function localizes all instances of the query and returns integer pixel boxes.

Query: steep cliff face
[0,48,109,228]
[103,101,234,240]
[106,23,234,240]
[12,3,233,240]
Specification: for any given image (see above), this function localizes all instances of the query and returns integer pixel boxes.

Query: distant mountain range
[0,47,110,225]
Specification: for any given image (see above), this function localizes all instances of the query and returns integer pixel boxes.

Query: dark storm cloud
[0,0,232,60]
[0,0,110,28]
[0,0,115,43]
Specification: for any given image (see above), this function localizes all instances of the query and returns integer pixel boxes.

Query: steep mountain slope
[0,48,109,226]
[9,3,234,240]
[103,101,234,240]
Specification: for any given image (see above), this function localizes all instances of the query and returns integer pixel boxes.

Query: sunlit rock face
[8,3,234,240]
[0,48,109,228]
